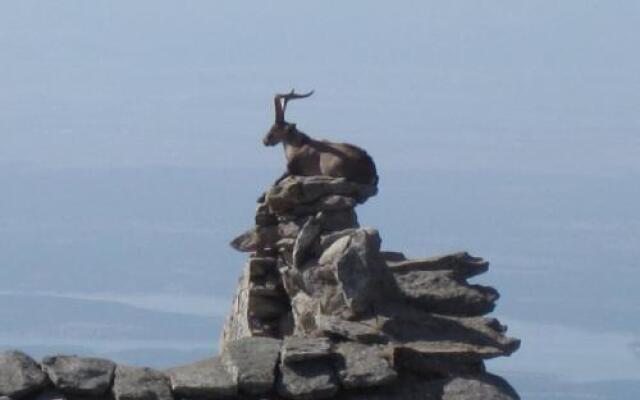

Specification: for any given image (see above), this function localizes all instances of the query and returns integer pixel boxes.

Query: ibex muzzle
[263,90,378,185]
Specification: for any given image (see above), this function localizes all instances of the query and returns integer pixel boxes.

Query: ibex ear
[287,123,297,132]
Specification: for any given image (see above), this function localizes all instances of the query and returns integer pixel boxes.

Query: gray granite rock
[341,374,441,400]
[41,355,115,396]
[378,306,520,375]
[386,252,489,279]
[278,219,304,239]
[288,195,357,216]
[220,265,253,348]
[298,228,389,320]
[342,373,519,400]
[314,316,388,344]
[112,365,172,400]
[290,292,321,336]
[265,176,376,214]
[226,174,521,399]
[277,360,338,399]
[281,337,333,364]
[316,229,358,255]
[248,291,290,319]
[316,209,359,232]
[165,357,236,399]
[248,256,278,278]
[324,228,388,315]
[335,342,397,389]
[255,202,277,226]
[0,351,49,399]
[292,216,322,268]
[392,269,499,316]
[221,337,282,395]
[341,374,520,400]
[230,227,259,252]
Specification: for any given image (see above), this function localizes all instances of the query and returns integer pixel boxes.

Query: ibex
[263,90,378,185]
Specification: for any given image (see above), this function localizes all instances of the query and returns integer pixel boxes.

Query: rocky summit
[0,175,520,400]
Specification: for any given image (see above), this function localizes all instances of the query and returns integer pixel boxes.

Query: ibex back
[263,90,378,185]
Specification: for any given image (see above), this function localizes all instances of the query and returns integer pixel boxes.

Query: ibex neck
[284,129,309,147]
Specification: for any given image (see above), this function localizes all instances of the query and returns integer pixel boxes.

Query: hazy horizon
[2,2,639,399]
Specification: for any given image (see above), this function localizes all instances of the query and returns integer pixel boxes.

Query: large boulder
[41,355,115,396]
[0,351,49,399]
[221,337,282,396]
[287,228,392,330]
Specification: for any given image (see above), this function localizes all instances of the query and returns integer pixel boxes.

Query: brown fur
[263,123,378,185]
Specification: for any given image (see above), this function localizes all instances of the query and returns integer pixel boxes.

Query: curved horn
[274,96,284,124]
[276,89,314,119]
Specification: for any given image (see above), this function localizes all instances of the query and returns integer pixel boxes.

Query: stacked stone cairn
[0,175,521,400]
[222,175,521,399]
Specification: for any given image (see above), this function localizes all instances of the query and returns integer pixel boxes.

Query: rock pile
[0,175,521,400]
[221,175,521,399]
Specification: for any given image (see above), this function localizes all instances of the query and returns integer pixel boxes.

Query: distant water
[491,319,640,382]
[0,290,229,317]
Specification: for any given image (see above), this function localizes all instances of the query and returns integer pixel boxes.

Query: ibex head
[263,89,314,146]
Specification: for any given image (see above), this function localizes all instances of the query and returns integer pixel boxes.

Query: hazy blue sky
[1,1,638,174]
[1,2,639,398]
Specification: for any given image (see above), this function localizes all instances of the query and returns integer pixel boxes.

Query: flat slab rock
[42,355,115,396]
[314,315,388,344]
[281,337,333,364]
[385,252,489,279]
[392,269,499,317]
[113,365,172,400]
[0,351,48,399]
[265,176,377,214]
[165,357,236,399]
[378,306,520,358]
[221,337,282,395]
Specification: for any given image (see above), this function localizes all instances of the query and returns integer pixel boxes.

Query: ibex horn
[274,89,314,123]
[274,96,285,124]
